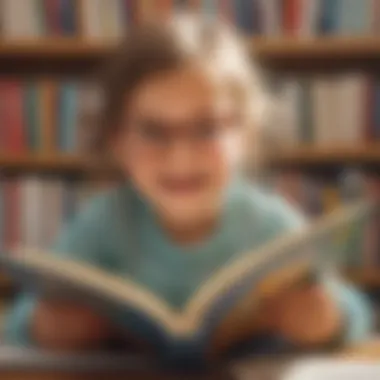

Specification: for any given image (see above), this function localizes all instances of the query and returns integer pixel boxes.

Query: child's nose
[163,139,198,170]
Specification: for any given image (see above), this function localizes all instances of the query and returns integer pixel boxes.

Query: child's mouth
[160,176,207,195]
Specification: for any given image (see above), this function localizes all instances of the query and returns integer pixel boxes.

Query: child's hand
[32,300,114,351]
[270,285,343,346]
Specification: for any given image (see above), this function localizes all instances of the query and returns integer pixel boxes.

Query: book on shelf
[0,0,379,41]
[0,200,375,364]
[0,79,99,156]
[275,73,380,148]
[0,177,100,251]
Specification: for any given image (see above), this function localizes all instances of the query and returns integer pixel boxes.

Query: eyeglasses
[125,112,241,154]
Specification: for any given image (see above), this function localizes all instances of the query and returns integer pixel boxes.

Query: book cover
[299,0,323,37]
[24,82,40,152]
[375,80,380,139]
[1,200,375,364]
[0,82,5,152]
[257,0,281,36]
[20,177,44,248]
[283,0,301,36]
[58,82,78,153]
[2,0,41,39]
[319,0,341,34]
[0,180,3,251]
[2,82,27,154]
[59,0,77,36]
[335,74,367,145]
[337,0,372,35]
[298,78,313,143]
[3,179,21,251]
[39,81,58,154]
[43,0,61,36]
[80,0,103,40]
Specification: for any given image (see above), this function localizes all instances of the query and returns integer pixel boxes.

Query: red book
[2,82,27,154]
[0,82,6,152]
[44,0,61,36]
[283,0,301,35]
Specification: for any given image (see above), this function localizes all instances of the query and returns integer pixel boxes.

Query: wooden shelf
[251,37,380,60]
[0,154,95,174]
[269,144,380,167]
[0,39,111,60]
[0,37,379,63]
[1,145,379,175]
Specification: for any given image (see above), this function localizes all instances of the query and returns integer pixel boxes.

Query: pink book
[2,82,27,154]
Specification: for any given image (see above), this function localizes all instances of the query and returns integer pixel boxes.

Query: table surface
[0,340,379,380]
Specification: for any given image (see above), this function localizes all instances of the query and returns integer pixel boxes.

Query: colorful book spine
[0,178,96,250]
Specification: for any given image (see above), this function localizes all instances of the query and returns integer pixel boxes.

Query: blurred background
[0,0,378,343]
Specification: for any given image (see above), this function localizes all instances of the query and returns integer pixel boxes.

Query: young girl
[4,16,372,357]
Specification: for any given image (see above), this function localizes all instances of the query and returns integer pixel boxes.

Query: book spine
[0,82,5,153]
[24,82,40,152]
[44,0,62,36]
[319,0,340,34]
[0,180,3,251]
[283,0,301,36]
[39,81,58,154]
[59,0,77,36]
[4,179,21,251]
[3,82,27,154]
[375,81,380,139]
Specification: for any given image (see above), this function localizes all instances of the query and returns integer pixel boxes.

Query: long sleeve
[323,274,374,344]
[3,193,112,345]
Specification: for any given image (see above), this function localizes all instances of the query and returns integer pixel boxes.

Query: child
[4,16,373,355]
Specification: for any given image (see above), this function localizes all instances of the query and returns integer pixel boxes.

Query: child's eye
[138,122,166,141]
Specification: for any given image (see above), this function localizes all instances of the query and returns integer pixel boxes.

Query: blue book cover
[233,0,259,35]
[58,82,78,152]
[318,0,342,34]
[0,200,374,367]
[59,0,76,36]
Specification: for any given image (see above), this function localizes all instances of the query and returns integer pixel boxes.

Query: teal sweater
[4,180,373,346]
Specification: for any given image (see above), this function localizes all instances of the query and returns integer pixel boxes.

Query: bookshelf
[1,143,379,175]
[269,144,380,167]
[0,154,89,173]
[0,1,378,292]
[1,37,380,63]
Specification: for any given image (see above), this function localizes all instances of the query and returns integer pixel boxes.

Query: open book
[0,200,375,362]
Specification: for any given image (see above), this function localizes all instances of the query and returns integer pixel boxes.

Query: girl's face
[116,64,245,224]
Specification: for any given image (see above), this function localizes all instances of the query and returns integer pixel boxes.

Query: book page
[184,200,373,326]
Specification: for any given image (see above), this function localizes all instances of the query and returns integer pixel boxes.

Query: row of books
[276,74,380,146]
[0,177,99,251]
[1,0,379,40]
[0,80,98,155]
[271,169,379,267]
